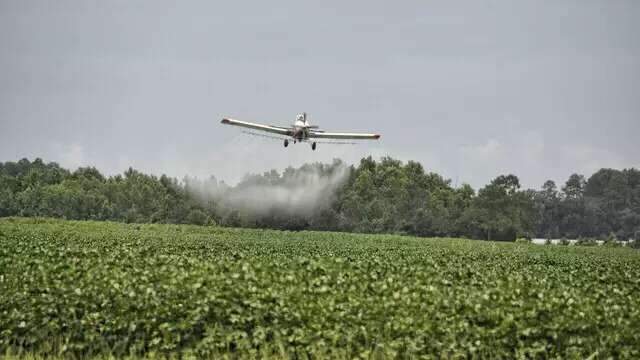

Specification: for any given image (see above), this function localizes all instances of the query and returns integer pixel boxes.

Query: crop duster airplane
[221,113,381,151]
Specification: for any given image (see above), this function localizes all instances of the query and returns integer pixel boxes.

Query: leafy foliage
[1,158,640,241]
[576,237,598,247]
[0,218,638,358]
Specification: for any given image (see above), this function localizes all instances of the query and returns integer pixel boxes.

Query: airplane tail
[302,112,319,128]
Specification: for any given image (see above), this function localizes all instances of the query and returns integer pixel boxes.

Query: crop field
[0,218,639,359]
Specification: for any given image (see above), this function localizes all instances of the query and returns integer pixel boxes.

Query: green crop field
[0,218,639,359]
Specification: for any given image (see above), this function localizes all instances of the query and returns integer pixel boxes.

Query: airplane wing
[308,130,381,140]
[221,118,291,136]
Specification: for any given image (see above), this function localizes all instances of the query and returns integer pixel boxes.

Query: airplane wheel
[284,139,289,147]
[312,142,317,151]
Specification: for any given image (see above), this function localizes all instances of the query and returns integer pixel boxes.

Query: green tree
[471,175,533,241]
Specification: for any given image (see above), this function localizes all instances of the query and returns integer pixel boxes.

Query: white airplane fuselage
[291,114,310,141]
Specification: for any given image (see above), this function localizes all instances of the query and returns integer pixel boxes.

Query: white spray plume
[185,160,350,218]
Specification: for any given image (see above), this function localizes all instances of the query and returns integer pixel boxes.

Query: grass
[0,217,639,358]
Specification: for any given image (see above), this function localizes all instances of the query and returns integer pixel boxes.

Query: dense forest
[1,157,639,242]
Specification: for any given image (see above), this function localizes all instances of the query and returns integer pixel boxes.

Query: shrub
[604,240,622,248]
[186,209,208,226]
[205,216,217,226]
[604,232,620,247]
[576,237,597,246]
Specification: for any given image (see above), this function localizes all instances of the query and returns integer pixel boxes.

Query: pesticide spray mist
[185,160,350,223]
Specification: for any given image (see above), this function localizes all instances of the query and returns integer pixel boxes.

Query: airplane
[220,112,381,151]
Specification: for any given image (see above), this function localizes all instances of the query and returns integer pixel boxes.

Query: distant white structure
[532,238,635,246]
[532,238,580,245]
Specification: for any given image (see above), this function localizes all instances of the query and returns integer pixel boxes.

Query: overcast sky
[1,0,638,189]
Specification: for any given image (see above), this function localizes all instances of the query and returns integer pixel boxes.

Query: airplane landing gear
[284,139,289,147]
[311,142,317,151]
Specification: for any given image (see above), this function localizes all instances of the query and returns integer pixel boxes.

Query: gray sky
[1,0,638,189]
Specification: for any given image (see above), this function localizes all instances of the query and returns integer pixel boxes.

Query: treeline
[1,157,639,242]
